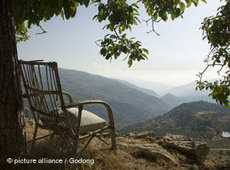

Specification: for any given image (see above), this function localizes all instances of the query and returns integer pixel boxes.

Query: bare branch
[91,0,101,6]
[198,46,228,83]
[95,40,102,47]
[35,25,47,35]
[143,17,161,36]
[122,53,129,61]
[113,28,130,49]
[217,64,226,75]
[197,64,211,82]
[142,18,152,25]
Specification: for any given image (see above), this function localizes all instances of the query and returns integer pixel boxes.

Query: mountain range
[160,93,182,108]
[154,81,216,108]
[23,67,221,130]
[47,68,170,128]
[115,79,160,98]
[164,81,215,102]
[121,101,230,145]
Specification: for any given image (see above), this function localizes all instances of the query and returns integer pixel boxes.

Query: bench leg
[110,127,117,151]
[31,124,38,150]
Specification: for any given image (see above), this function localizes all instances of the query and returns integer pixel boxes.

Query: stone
[133,131,156,139]
[159,134,209,164]
[119,142,178,165]
[125,132,138,137]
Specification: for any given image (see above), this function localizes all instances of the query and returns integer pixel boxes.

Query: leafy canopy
[14,0,230,106]
[13,0,205,66]
[197,0,230,106]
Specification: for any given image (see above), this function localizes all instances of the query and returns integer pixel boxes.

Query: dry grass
[6,121,227,170]
[21,122,171,170]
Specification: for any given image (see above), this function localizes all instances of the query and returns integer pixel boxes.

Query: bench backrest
[18,60,66,127]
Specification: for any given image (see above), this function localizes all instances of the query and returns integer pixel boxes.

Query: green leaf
[153,12,158,20]
[171,13,176,20]
[63,1,71,19]
[186,0,192,7]
[179,2,185,12]
[110,34,117,39]
[128,59,133,67]
[159,10,168,21]
[131,3,139,9]
[84,0,90,7]
[142,48,149,55]
[192,0,199,6]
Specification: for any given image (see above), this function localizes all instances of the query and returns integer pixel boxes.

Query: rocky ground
[10,118,230,170]
[117,131,230,169]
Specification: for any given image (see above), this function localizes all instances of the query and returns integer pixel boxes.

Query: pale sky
[17,1,224,93]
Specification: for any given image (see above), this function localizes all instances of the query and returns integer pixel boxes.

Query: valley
[121,101,230,148]
[23,68,230,148]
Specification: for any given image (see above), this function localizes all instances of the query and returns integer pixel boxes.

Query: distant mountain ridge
[160,93,182,108]
[161,80,216,107]
[56,68,170,128]
[114,79,160,97]
[23,67,223,130]
[116,80,218,109]
[122,101,230,142]
[163,82,215,104]
[163,82,208,97]
[23,68,170,128]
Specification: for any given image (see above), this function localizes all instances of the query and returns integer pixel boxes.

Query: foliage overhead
[13,0,205,66]
[13,0,229,106]
[197,0,230,106]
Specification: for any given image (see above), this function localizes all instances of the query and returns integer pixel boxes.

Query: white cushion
[64,108,107,134]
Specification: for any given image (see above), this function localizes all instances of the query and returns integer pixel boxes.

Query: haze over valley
[23,67,221,130]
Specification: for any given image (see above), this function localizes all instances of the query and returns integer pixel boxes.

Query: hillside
[160,93,182,108]
[164,82,216,103]
[115,79,160,97]
[122,101,230,147]
[10,120,230,170]
[164,82,210,97]
[24,68,170,129]
[59,68,171,128]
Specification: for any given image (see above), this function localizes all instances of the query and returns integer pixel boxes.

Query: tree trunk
[0,0,26,164]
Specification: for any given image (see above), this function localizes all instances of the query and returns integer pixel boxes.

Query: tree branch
[143,17,161,36]
[35,25,47,35]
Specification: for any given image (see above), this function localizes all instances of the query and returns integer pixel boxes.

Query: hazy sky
[17,1,224,93]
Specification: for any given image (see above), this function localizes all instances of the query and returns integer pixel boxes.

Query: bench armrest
[62,91,73,103]
[64,100,115,129]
